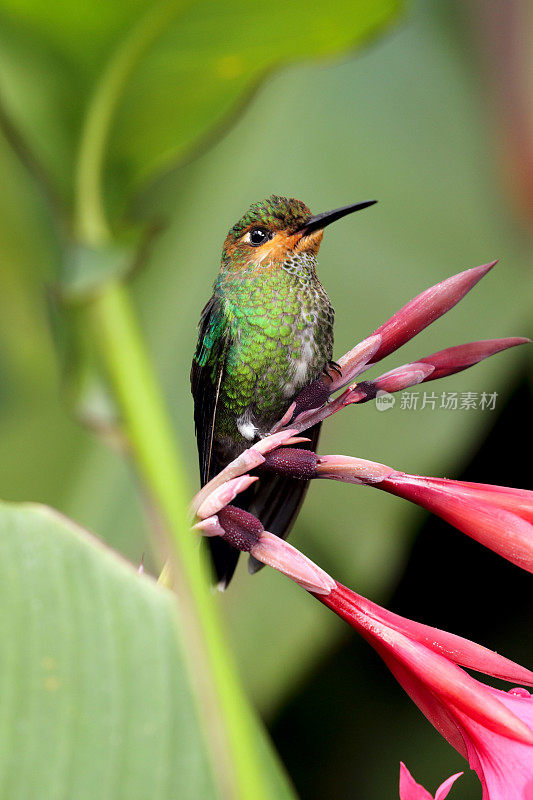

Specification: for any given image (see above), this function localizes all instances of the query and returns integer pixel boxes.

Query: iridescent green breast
[213,253,334,445]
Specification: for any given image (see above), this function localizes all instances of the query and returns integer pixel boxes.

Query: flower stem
[87,280,269,799]
[71,6,271,792]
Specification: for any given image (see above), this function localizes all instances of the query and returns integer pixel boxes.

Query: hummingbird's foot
[322,360,342,382]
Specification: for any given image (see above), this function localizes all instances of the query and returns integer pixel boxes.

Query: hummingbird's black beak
[297,200,377,236]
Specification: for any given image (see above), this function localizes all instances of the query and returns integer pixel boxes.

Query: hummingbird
[191,195,376,588]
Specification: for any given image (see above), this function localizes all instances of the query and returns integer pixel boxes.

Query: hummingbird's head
[221,195,376,271]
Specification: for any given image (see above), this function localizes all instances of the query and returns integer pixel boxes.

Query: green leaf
[0,0,403,226]
[0,501,296,799]
[107,0,403,193]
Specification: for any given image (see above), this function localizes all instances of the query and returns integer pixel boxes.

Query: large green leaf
[0,502,296,799]
[107,0,403,193]
[0,0,402,216]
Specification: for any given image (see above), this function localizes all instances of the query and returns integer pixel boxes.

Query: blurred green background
[1,1,532,797]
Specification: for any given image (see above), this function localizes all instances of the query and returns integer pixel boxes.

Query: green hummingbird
[191,195,376,587]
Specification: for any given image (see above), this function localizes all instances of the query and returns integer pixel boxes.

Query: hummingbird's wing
[190,294,231,485]
[191,295,240,587]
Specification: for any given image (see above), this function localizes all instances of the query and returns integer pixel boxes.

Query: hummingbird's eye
[246,227,271,246]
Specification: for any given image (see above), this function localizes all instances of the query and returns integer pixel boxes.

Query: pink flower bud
[193,515,225,537]
[250,531,335,594]
[217,505,264,552]
[414,337,530,381]
[316,454,395,483]
[290,378,332,418]
[370,362,435,393]
[329,334,382,391]
[367,261,497,364]
[251,429,301,455]
[201,504,335,594]
[195,475,258,520]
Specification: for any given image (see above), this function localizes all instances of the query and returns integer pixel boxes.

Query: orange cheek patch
[259,232,301,262]
[248,231,323,264]
[226,229,323,274]
[239,232,300,270]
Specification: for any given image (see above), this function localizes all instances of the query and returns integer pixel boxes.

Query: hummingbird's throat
[295,229,324,254]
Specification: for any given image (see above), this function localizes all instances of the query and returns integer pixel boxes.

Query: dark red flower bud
[291,378,332,417]
[217,506,263,552]
[260,447,318,480]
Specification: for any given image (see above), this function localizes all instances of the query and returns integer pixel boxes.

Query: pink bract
[399,763,463,800]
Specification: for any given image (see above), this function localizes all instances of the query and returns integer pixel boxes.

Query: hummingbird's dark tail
[200,439,242,589]
[206,533,241,590]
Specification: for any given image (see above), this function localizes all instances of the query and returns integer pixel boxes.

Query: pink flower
[399,763,462,800]
[380,475,533,572]
[191,259,533,799]
[456,686,533,800]
[318,582,533,800]
[286,334,529,431]
[198,493,533,799]
[315,455,533,572]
